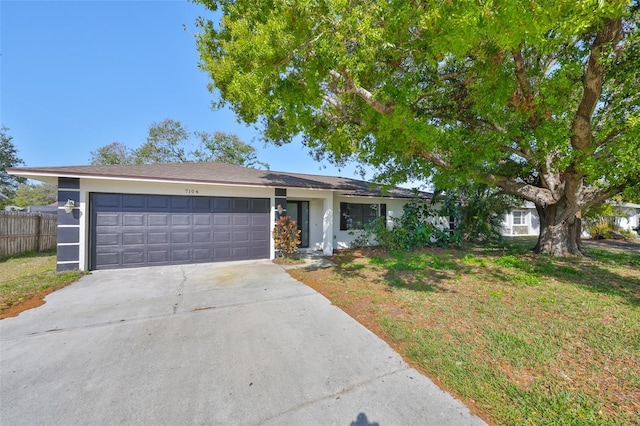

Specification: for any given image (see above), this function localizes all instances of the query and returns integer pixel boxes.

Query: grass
[290,240,640,425]
[0,250,82,315]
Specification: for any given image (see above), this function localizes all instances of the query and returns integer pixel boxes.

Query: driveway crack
[173,267,186,314]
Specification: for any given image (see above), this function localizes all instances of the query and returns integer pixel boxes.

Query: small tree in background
[272,216,301,258]
[1,127,26,205]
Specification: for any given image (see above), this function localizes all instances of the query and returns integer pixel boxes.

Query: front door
[287,201,309,248]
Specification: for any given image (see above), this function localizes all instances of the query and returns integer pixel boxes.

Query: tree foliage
[12,183,58,207]
[435,185,520,244]
[89,142,134,165]
[89,118,268,168]
[1,127,26,194]
[194,0,640,255]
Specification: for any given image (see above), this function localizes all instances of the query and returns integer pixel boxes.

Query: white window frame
[512,210,527,226]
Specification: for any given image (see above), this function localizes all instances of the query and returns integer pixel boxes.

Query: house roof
[7,162,429,199]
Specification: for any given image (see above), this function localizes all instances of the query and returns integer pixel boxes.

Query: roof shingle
[8,162,429,199]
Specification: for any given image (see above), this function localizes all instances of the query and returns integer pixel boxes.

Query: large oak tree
[194,0,639,255]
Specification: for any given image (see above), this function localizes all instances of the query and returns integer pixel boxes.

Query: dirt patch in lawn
[0,287,56,320]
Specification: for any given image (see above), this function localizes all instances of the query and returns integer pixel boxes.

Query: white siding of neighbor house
[611,203,640,232]
[502,204,539,237]
[501,202,640,238]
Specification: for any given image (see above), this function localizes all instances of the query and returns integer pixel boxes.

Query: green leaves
[193,0,639,222]
[0,127,26,194]
[89,118,268,168]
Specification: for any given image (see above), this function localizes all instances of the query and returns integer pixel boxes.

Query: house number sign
[184,189,199,194]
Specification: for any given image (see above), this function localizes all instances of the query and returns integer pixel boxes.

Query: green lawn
[0,250,82,315]
[291,240,640,425]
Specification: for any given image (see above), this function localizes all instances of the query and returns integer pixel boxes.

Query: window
[340,202,386,230]
[512,210,526,226]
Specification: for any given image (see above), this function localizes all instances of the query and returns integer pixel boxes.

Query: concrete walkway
[1,260,485,425]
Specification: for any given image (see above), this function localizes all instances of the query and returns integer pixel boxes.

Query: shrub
[272,216,301,258]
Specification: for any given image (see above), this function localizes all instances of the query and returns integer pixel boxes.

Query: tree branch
[489,175,557,205]
[570,18,623,151]
[329,69,394,115]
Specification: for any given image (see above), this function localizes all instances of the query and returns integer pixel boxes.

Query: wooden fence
[0,211,57,258]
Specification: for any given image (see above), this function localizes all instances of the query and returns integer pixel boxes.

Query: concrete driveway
[1,261,485,425]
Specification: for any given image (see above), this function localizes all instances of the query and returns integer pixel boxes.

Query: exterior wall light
[63,199,75,214]
[276,204,286,215]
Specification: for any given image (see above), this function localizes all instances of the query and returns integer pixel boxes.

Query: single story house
[8,162,425,271]
[501,201,640,237]
[610,202,640,233]
[501,202,540,237]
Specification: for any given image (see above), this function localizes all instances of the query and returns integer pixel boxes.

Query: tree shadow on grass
[534,260,640,307]
[331,245,640,305]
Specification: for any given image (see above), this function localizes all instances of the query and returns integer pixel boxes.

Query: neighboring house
[612,202,640,233]
[502,202,540,237]
[7,162,427,271]
[502,201,640,237]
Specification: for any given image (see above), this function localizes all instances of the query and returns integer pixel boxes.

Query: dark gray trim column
[57,178,80,271]
[275,188,287,220]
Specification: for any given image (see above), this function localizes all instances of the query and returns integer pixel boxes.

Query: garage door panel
[122,195,145,208]
[148,232,168,244]
[96,232,119,246]
[232,247,250,258]
[148,196,170,209]
[96,252,119,266]
[91,193,270,270]
[122,251,145,265]
[122,233,144,245]
[171,197,191,209]
[96,213,119,226]
[193,214,212,226]
[171,249,190,261]
[233,231,250,242]
[213,231,231,243]
[193,231,211,243]
[172,215,190,226]
[123,214,144,226]
[252,230,269,241]
[148,250,168,263]
[193,248,211,260]
[148,215,168,226]
[252,215,270,226]
[233,215,249,226]
[213,198,231,212]
[95,194,120,208]
[213,215,231,225]
[192,197,210,211]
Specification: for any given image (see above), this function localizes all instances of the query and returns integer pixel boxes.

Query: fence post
[37,213,42,252]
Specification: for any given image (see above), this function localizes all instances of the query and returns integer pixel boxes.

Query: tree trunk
[533,203,585,256]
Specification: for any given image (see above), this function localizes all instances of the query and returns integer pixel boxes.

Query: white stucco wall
[332,195,408,249]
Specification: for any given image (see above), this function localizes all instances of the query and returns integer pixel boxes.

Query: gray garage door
[90,193,270,270]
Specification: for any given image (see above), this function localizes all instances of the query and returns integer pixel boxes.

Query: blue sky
[1,0,395,183]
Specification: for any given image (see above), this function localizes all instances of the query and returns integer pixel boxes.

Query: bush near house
[272,216,301,258]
